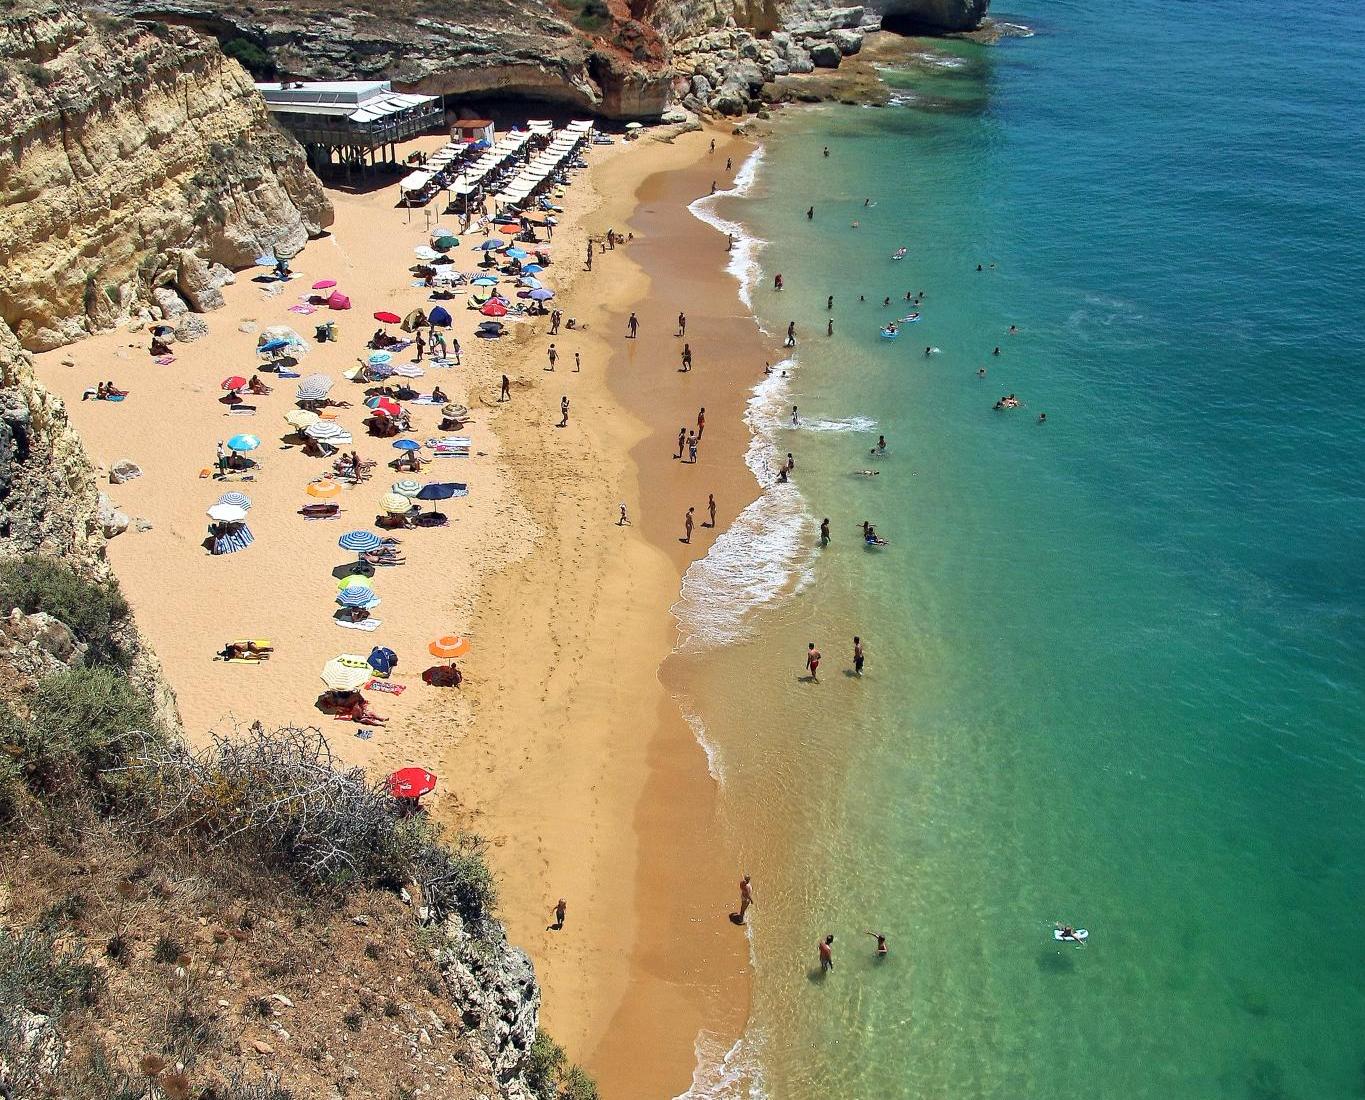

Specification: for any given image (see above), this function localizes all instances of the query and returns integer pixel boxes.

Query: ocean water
[670,1,1365,1097]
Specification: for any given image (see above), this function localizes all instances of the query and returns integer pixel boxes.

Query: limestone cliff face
[0,1,332,352]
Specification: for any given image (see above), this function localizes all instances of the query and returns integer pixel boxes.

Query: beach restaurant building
[257,80,443,173]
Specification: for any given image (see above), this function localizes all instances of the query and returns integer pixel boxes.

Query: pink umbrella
[312,279,337,290]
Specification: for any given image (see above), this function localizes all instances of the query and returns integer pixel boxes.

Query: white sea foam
[673,1029,768,1100]
[683,708,724,782]
[688,146,767,310]
[796,414,878,434]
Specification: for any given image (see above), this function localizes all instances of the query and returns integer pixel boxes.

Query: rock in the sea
[175,251,226,313]
[809,41,843,68]
[174,315,208,343]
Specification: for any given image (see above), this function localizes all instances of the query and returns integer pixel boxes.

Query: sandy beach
[36,120,772,1097]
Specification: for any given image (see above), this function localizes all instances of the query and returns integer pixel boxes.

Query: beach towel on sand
[365,679,406,695]
[336,617,382,632]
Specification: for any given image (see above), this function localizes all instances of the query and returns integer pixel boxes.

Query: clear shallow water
[673,2,1365,1097]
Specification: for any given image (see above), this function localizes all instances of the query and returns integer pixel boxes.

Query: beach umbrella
[338,573,375,592]
[471,276,499,286]
[391,364,424,378]
[211,523,254,555]
[368,645,397,676]
[391,479,422,497]
[529,288,555,301]
[368,362,396,379]
[374,311,401,325]
[226,434,260,453]
[428,305,453,327]
[365,396,402,417]
[386,767,437,800]
[441,403,469,420]
[480,301,508,317]
[285,409,320,430]
[428,634,471,659]
[477,239,504,251]
[327,292,352,310]
[392,439,422,452]
[505,248,528,260]
[216,491,252,511]
[307,479,342,499]
[401,308,428,332]
[221,375,248,392]
[414,246,441,261]
[522,263,544,273]
[296,374,334,400]
[255,254,278,268]
[430,226,455,238]
[312,279,337,290]
[258,337,291,354]
[416,481,464,514]
[518,276,542,289]
[207,502,249,523]
[305,421,351,444]
[336,586,379,610]
[433,235,459,251]
[367,351,393,366]
[339,530,382,553]
[379,491,411,514]
[320,654,372,691]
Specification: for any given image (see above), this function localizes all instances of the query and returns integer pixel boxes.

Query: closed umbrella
[207,503,248,523]
[320,654,372,690]
[226,434,260,452]
[221,375,248,391]
[307,479,342,499]
[374,311,402,325]
[339,530,382,553]
[285,409,320,430]
[216,491,252,511]
[391,479,422,497]
[428,634,471,659]
[312,279,337,290]
[379,491,412,514]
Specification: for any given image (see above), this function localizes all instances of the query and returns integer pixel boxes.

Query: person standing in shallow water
[820,517,830,547]
[737,875,754,923]
[806,642,821,682]
[819,934,834,971]
[683,506,695,544]
[853,636,865,676]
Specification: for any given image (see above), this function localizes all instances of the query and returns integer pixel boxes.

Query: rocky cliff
[0,1,332,352]
[91,0,988,122]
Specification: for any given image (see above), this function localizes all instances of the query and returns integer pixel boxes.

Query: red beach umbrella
[386,767,437,799]
[221,375,248,391]
[371,397,402,418]
[480,301,508,317]
[374,311,402,324]
[312,279,337,290]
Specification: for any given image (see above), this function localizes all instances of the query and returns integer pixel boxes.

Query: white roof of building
[256,81,438,123]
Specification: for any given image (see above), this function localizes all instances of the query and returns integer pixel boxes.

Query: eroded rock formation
[0,1,332,351]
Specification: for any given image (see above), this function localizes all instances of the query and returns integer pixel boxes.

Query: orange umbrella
[428,634,470,659]
[307,479,342,499]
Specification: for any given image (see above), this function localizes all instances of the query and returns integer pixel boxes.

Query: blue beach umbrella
[368,646,397,675]
[471,276,499,286]
[367,351,393,365]
[337,586,379,609]
[521,263,544,273]
[428,306,453,327]
[529,288,555,301]
[417,482,467,501]
[505,248,528,261]
[369,363,395,379]
[226,434,261,452]
[258,337,291,354]
[254,254,278,268]
[391,479,422,497]
[477,239,504,251]
[338,530,383,553]
[392,439,421,452]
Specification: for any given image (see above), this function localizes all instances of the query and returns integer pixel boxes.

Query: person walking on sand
[806,642,821,682]
[676,426,687,460]
[552,898,567,930]
[677,311,687,337]
[683,506,695,544]
[550,309,562,335]
[574,351,581,372]
[500,374,511,402]
[785,321,796,348]
[738,875,754,923]
[216,440,229,476]
[451,336,462,366]
[682,344,692,372]
[853,636,865,676]
[546,343,557,371]
[618,502,630,526]
[415,330,425,361]
[688,431,699,464]
[697,407,706,440]
[558,395,569,428]
[726,156,732,172]
[586,241,593,271]
[865,930,888,956]
[710,138,716,154]
[727,233,734,252]
[820,517,830,547]
[707,493,717,528]
[819,934,834,971]
[627,312,639,339]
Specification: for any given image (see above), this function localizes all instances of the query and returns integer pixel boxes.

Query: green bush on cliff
[222,36,274,77]
[525,1033,598,1100]
[0,556,131,668]
[22,667,158,797]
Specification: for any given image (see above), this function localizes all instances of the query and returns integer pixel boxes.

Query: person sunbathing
[82,382,107,401]
[222,641,271,660]
[363,547,406,565]
[248,374,272,395]
[431,386,449,403]
[339,698,387,724]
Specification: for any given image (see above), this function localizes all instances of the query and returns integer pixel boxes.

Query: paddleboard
[1054,929,1088,942]
[880,330,899,340]
[900,314,921,323]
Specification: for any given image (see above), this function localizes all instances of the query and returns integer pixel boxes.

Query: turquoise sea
[671,1,1365,1096]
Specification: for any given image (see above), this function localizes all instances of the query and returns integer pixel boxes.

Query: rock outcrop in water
[0,1,332,351]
